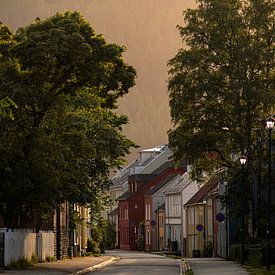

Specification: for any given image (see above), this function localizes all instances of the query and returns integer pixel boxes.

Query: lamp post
[224,181,229,260]
[240,155,247,265]
[203,200,207,245]
[157,202,160,251]
[266,116,274,271]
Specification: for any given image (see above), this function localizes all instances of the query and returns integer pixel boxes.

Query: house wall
[119,200,130,250]
[158,210,165,250]
[186,204,205,257]
[144,196,152,251]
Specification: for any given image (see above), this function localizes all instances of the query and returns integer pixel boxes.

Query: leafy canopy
[0,12,137,228]
[168,0,275,180]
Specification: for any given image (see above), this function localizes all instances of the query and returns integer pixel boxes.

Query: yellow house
[184,177,218,257]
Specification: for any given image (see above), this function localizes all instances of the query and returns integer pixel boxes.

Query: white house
[164,170,200,255]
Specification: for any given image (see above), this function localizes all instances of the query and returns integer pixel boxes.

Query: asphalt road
[186,258,249,275]
[90,250,180,275]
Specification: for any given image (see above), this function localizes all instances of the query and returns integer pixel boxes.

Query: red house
[118,161,185,250]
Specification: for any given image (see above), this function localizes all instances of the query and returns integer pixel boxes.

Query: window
[188,207,195,225]
[171,194,181,216]
[145,204,151,220]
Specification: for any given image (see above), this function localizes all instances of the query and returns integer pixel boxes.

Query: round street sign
[150,220,156,226]
[216,213,225,222]
[196,224,204,231]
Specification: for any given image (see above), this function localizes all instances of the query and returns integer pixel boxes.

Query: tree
[168,0,275,179]
[168,0,275,244]
[0,12,137,228]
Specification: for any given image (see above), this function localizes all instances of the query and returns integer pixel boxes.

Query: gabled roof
[117,190,133,201]
[184,176,219,206]
[164,172,195,195]
[108,206,119,216]
[154,203,165,212]
[144,173,178,197]
[111,159,140,187]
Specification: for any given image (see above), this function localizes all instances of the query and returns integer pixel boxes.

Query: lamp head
[239,155,247,165]
[266,116,275,130]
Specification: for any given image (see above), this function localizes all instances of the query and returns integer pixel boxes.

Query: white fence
[0,228,55,266]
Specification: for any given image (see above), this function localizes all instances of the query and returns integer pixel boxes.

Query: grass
[8,258,34,269]
[248,265,275,275]
[8,254,39,269]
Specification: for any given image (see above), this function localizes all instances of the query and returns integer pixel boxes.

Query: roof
[108,207,119,216]
[111,159,140,187]
[155,203,165,212]
[164,172,195,194]
[144,173,178,196]
[141,145,166,153]
[117,190,133,201]
[184,176,219,206]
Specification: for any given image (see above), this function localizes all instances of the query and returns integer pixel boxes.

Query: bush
[202,242,213,257]
[248,245,264,268]
[31,254,38,264]
[229,244,241,262]
[45,256,57,262]
[8,258,34,269]
[87,238,100,255]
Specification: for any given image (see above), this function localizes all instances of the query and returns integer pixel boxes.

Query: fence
[0,228,55,267]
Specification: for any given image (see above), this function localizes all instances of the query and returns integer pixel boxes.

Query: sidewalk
[185,258,249,275]
[1,255,119,275]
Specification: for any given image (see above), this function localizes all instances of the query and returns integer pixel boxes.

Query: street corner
[72,256,120,275]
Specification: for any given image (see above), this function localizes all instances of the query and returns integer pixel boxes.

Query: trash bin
[193,249,201,258]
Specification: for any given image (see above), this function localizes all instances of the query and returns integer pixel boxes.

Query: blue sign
[216,213,225,222]
[150,220,156,226]
[196,224,204,231]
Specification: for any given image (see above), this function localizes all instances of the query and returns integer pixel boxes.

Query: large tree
[168,0,275,179]
[0,12,137,228]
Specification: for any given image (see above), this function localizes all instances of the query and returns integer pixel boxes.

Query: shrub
[45,256,57,262]
[8,258,34,269]
[202,242,213,257]
[31,254,38,264]
[87,238,100,255]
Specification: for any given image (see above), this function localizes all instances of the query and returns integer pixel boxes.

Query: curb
[177,259,192,275]
[71,256,119,275]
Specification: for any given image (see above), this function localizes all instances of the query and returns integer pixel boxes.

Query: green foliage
[8,257,36,269]
[45,256,57,262]
[248,265,275,275]
[168,0,275,180]
[87,238,100,256]
[89,216,116,253]
[202,241,213,257]
[31,254,38,264]
[137,221,145,251]
[248,248,264,268]
[0,12,137,228]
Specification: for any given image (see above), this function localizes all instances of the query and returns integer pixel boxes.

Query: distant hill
[0,0,196,163]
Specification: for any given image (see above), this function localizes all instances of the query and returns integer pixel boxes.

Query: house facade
[163,171,200,255]
[185,177,219,257]
[118,164,185,250]
[109,145,173,248]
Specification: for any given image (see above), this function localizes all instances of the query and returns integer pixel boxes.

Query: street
[89,250,180,275]
[186,258,249,275]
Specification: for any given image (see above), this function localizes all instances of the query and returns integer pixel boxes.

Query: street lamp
[239,155,247,265]
[266,116,274,271]
[203,200,207,245]
[224,181,229,260]
[157,202,160,251]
